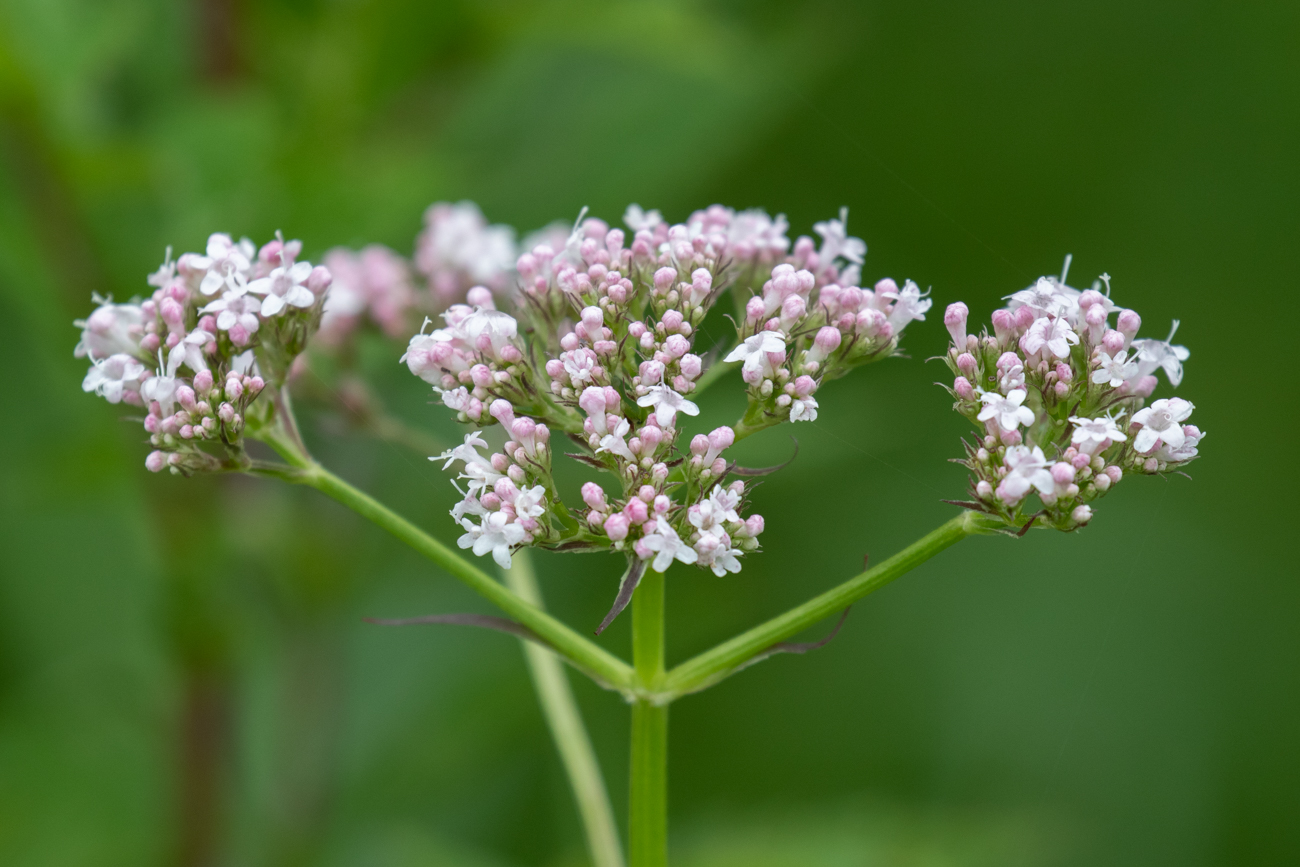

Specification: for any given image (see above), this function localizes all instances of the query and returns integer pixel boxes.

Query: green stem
[662,511,993,697]
[278,454,636,694]
[628,569,668,867]
[505,553,625,867]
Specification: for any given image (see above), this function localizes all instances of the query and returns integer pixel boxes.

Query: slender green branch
[256,422,637,693]
[506,553,625,867]
[628,570,668,867]
[662,511,996,698]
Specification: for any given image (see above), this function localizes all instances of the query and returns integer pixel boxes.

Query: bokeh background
[1,1,1296,864]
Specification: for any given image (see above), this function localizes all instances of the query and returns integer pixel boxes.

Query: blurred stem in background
[506,554,625,867]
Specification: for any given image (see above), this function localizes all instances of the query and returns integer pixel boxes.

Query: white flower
[999,361,1025,393]
[141,350,184,414]
[197,234,254,296]
[201,290,261,336]
[433,386,472,412]
[1002,445,1054,501]
[1069,411,1128,453]
[562,349,598,386]
[1022,315,1079,359]
[1091,349,1138,387]
[167,329,213,374]
[462,307,519,359]
[688,487,742,534]
[1131,397,1194,453]
[977,388,1035,431]
[726,209,790,259]
[639,520,699,573]
[596,417,637,462]
[248,261,315,317]
[724,331,787,376]
[1005,276,1077,321]
[694,530,744,577]
[75,299,144,359]
[1131,321,1190,387]
[416,201,516,289]
[887,280,932,332]
[813,207,866,265]
[434,431,504,494]
[623,204,663,232]
[82,353,146,404]
[457,511,526,569]
[1156,424,1204,463]
[636,384,699,429]
[512,485,547,520]
[790,394,819,421]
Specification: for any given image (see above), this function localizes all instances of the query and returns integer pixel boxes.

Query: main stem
[629,570,668,867]
[506,553,625,867]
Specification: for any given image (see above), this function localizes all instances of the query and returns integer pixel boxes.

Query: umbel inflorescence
[76,233,333,474]
[401,205,931,578]
[940,259,1204,532]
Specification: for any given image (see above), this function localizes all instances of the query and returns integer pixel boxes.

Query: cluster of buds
[941,260,1204,531]
[317,201,517,352]
[75,232,332,473]
[408,203,926,578]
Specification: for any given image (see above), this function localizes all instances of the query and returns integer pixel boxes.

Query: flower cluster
[317,201,517,352]
[76,233,331,473]
[941,262,1204,531]
[407,204,924,576]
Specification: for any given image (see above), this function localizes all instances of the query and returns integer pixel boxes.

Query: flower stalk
[629,569,669,867]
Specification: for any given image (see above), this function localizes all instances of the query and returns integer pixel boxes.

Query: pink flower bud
[976,479,993,498]
[308,265,333,294]
[664,334,689,358]
[489,398,514,428]
[581,306,604,331]
[639,425,663,454]
[624,498,649,525]
[177,386,197,410]
[956,352,977,375]
[654,267,677,290]
[628,321,647,338]
[1102,330,1125,354]
[944,302,969,347]
[1055,363,1073,383]
[991,308,1015,341]
[1013,305,1036,330]
[954,376,975,399]
[744,515,765,537]
[680,354,702,379]
[653,494,670,514]
[1054,381,1069,397]
[1072,452,1091,470]
[1071,505,1093,524]
[637,485,656,503]
[604,513,630,541]
[710,457,727,476]
[193,369,214,392]
[603,387,621,411]
[247,376,264,393]
[690,434,708,456]
[814,326,842,355]
[661,309,684,332]
[1132,375,1158,397]
[470,364,493,388]
[145,451,167,472]
[1051,462,1075,484]
[218,402,236,423]
[792,375,816,397]
[580,482,607,512]
[745,296,766,323]
[1117,309,1141,341]
[499,345,523,363]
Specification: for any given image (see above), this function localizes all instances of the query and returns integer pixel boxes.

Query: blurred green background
[1,1,1296,864]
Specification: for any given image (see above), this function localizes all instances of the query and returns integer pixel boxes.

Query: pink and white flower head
[943,260,1204,531]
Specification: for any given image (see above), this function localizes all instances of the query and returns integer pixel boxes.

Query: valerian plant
[77,203,1202,867]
